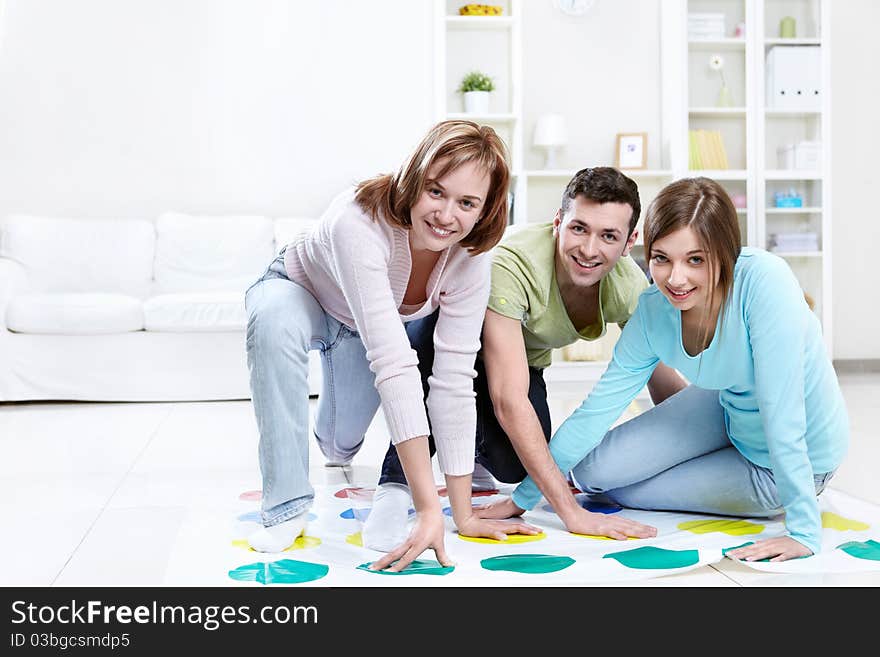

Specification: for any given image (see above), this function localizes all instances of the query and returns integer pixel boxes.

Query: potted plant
[457,70,495,114]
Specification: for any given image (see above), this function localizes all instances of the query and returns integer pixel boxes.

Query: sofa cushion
[6,293,144,334]
[153,212,274,295]
[0,215,155,297]
[273,217,318,253]
[143,292,246,332]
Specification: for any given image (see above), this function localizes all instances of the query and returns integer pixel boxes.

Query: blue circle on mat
[239,511,317,523]
[542,497,622,515]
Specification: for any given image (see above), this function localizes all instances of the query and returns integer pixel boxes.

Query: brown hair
[644,177,741,349]
[354,120,510,255]
[560,167,641,235]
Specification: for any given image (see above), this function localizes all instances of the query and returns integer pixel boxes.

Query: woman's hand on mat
[472,496,526,520]
[563,508,657,540]
[368,509,452,573]
[725,536,812,562]
[456,514,541,542]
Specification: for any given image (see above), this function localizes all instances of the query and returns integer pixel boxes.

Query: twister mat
[163,483,880,586]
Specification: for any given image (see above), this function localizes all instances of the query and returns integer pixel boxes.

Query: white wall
[0,0,433,219]
[522,0,664,223]
[831,0,880,360]
[522,0,663,172]
[0,0,876,358]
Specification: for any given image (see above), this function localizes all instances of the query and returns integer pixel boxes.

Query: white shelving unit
[664,0,832,352]
[433,0,832,382]
[433,0,525,223]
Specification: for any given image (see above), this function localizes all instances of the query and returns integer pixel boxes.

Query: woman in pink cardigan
[244,120,539,571]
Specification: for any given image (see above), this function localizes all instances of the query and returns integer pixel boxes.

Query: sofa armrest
[0,257,27,330]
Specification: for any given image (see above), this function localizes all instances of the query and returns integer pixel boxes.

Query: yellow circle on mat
[677,519,765,536]
[821,512,870,531]
[346,532,363,547]
[571,533,638,540]
[458,532,546,545]
[231,535,322,552]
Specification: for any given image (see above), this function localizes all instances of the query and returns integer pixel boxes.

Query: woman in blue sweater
[501,177,848,562]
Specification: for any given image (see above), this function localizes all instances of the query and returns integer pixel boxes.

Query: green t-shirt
[487,222,649,369]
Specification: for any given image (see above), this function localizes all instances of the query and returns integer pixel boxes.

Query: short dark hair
[560,167,641,235]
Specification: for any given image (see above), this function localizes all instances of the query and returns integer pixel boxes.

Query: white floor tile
[0,508,103,586]
[0,402,171,476]
[1,472,123,512]
[826,373,880,505]
[53,507,188,587]
[130,401,258,473]
[711,557,880,587]
[1,371,878,588]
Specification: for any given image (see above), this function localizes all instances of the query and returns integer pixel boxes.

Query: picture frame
[615,132,647,169]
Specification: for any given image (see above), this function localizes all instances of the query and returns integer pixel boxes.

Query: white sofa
[0,213,321,402]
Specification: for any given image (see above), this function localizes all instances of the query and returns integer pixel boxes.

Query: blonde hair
[354,120,510,255]
[644,177,741,350]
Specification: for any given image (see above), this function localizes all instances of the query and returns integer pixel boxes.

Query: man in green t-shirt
[363,167,686,550]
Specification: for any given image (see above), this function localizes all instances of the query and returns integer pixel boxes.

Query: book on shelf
[688,129,729,170]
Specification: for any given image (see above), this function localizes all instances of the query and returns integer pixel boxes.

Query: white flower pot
[463,90,490,114]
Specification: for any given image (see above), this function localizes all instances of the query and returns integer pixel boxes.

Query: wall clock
[553,0,598,17]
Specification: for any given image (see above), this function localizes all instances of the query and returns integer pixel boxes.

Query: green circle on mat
[480,554,575,574]
[228,558,329,585]
[356,559,454,576]
[603,545,699,570]
[837,539,880,561]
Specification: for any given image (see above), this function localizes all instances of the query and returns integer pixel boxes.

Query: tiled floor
[1,372,878,587]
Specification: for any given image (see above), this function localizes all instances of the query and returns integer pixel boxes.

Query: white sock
[247,514,308,553]
[472,462,497,492]
[362,483,411,552]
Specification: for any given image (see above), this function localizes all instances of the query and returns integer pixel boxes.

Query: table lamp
[533,113,567,169]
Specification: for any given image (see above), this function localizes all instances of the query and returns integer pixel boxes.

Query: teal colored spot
[357,559,454,576]
[604,546,699,570]
[837,539,880,561]
[228,559,328,585]
[723,541,770,562]
[480,554,575,575]
[723,541,814,563]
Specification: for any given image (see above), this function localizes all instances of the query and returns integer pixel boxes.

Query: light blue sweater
[513,247,848,554]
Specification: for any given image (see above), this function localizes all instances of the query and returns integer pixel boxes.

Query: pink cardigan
[284,188,491,476]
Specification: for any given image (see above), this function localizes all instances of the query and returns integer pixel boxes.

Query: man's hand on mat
[368,509,452,573]
[726,536,812,562]
[563,508,657,540]
[457,514,541,541]
[472,496,526,520]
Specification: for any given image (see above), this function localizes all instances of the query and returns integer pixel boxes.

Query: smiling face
[648,225,719,315]
[408,158,491,253]
[553,195,637,289]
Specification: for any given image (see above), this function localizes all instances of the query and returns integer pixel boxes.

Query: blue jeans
[569,385,833,518]
[245,252,380,527]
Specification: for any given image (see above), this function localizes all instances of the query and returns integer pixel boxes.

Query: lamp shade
[533,113,567,147]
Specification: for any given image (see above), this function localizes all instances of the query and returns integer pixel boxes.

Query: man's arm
[480,309,583,522]
[645,362,687,406]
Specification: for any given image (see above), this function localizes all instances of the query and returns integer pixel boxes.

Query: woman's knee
[247,282,313,352]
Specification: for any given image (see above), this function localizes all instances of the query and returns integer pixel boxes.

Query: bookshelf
[663,0,832,352]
